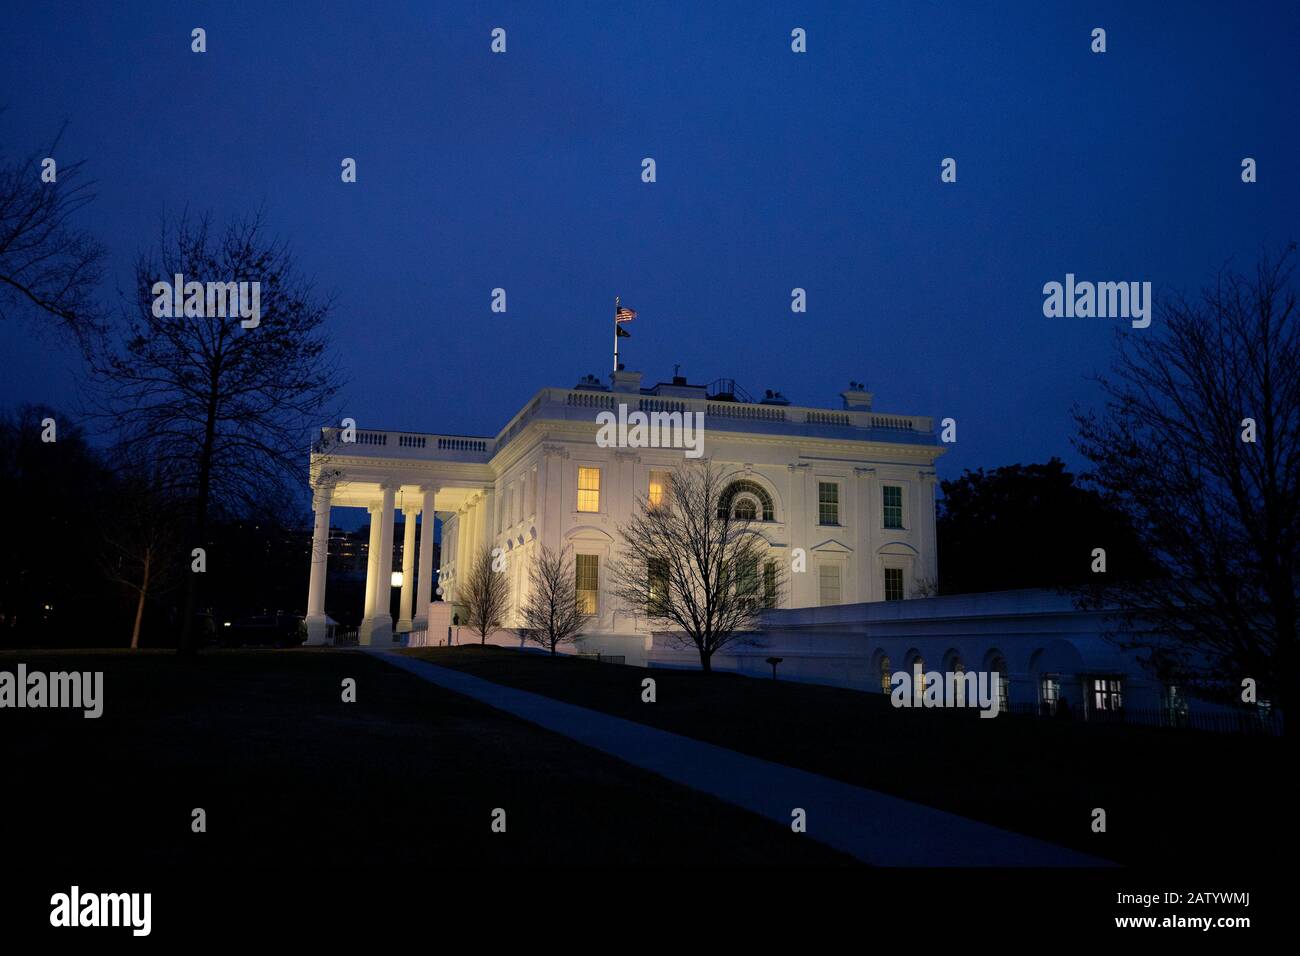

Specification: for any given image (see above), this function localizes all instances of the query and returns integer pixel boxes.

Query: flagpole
[613,295,620,374]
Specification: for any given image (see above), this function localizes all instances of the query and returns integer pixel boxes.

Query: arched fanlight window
[718,480,775,522]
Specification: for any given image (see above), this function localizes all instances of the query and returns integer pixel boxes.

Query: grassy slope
[0,649,850,867]
[404,645,1284,867]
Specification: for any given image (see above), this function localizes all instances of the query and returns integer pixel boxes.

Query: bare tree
[0,123,107,345]
[100,466,183,649]
[1074,248,1299,718]
[520,544,589,655]
[608,462,783,674]
[90,211,341,652]
[461,545,511,645]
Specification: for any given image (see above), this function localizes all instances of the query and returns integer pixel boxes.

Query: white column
[396,504,418,633]
[855,467,875,604]
[305,483,332,645]
[366,484,397,645]
[413,485,437,631]
[477,487,496,561]
[359,501,383,644]
[465,495,481,569]
[919,470,938,591]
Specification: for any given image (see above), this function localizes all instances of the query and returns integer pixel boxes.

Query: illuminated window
[1164,684,1188,724]
[990,656,1010,711]
[818,564,841,605]
[575,554,599,614]
[818,482,839,525]
[883,485,903,529]
[577,466,600,513]
[648,470,669,509]
[880,655,892,694]
[1041,676,1060,715]
[1092,677,1123,712]
[884,567,904,601]
[909,656,926,704]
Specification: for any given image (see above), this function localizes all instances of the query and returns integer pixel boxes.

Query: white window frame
[576,464,602,514]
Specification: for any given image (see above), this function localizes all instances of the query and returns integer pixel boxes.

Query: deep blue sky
[2,1,1297,509]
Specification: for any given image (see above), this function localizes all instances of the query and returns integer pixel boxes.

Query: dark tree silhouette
[460,545,510,645]
[608,462,783,674]
[0,405,124,646]
[99,464,183,649]
[520,544,589,655]
[0,124,106,345]
[91,212,340,652]
[1074,248,1299,718]
[937,458,1158,594]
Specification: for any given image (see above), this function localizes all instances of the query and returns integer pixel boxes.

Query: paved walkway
[369,650,1111,867]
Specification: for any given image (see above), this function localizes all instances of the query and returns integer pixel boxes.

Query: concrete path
[368,650,1112,867]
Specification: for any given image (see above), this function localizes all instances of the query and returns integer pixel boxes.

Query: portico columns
[413,485,437,631]
[366,483,397,645]
[359,501,384,645]
[396,503,418,633]
[304,483,333,645]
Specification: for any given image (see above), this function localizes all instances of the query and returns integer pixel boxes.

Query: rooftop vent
[760,389,790,406]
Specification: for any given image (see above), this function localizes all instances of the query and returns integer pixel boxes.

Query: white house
[303,368,944,654]
[303,367,1271,731]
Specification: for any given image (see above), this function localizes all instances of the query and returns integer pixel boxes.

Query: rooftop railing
[313,388,935,462]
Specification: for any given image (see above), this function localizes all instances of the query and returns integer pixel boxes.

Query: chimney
[610,369,643,393]
[840,381,873,410]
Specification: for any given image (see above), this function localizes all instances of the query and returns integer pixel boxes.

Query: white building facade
[303,369,943,656]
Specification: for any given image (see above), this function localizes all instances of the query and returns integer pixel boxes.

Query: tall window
[575,554,599,614]
[736,555,759,607]
[884,567,904,601]
[909,656,926,704]
[1092,677,1123,712]
[648,470,669,509]
[879,655,892,694]
[577,466,600,513]
[647,558,669,614]
[818,564,841,605]
[883,485,903,529]
[1164,684,1188,724]
[1041,676,1061,716]
[818,482,839,525]
[763,561,777,609]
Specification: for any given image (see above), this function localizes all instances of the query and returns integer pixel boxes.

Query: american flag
[615,304,637,323]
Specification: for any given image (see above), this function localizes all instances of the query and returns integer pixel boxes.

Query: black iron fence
[1007,702,1282,736]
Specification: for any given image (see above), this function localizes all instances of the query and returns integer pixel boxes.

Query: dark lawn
[403,645,1285,868]
[0,649,851,867]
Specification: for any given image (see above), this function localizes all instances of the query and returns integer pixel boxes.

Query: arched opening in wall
[984,649,1010,713]
[1028,640,1087,717]
[904,649,925,704]
[718,480,775,522]
[942,649,966,705]
[872,651,892,695]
